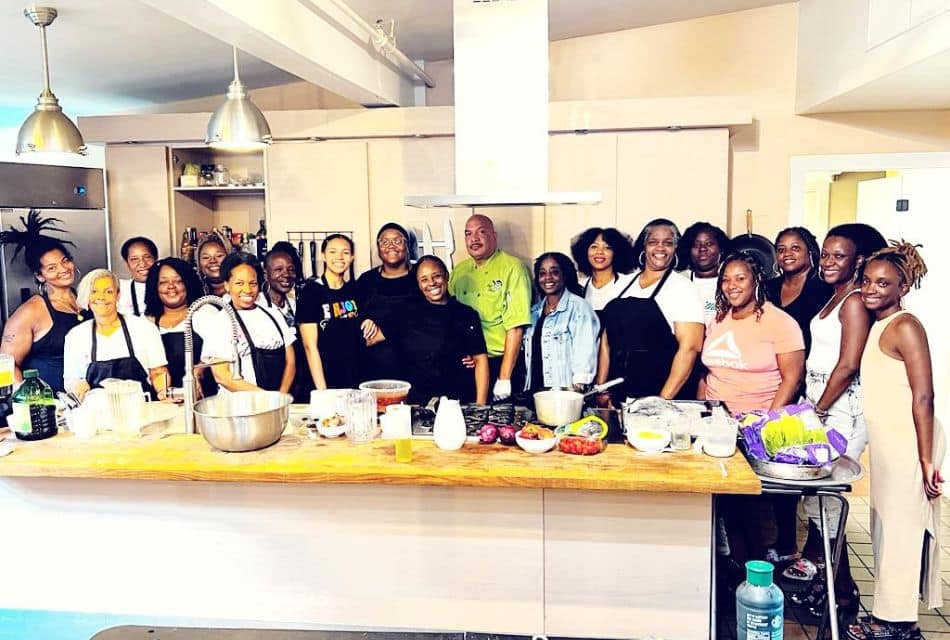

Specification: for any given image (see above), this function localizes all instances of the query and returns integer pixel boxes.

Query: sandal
[846,616,921,640]
[782,557,819,581]
[795,583,860,626]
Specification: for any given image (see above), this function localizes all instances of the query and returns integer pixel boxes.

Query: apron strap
[231,304,286,350]
[649,267,674,300]
[615,274,639,299]
[90,316,137,361]
[131,282,140,316]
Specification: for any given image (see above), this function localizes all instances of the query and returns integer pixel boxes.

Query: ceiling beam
[138,0,418,107]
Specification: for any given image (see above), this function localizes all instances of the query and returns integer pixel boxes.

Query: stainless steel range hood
[405,0,600,209]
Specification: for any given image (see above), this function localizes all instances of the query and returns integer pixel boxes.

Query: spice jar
[213,164,230,187]
[199,164,215,187]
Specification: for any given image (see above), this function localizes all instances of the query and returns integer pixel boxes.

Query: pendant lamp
[16,6,87,156]
[206,47,272,150]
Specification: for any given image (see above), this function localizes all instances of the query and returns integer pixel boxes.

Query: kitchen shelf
[173,185,265,197]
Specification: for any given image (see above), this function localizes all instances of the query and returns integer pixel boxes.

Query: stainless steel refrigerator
[0,162,109,323]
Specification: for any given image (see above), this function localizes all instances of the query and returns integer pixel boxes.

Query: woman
[570,227,636,315]
[700,251,805,415]
[202,253,296,394]
[595,218,704,404]
[0,215,85,393]
[262,244,310,402]
[197,235,229,297]
[388,255,489,404]
[523,252,600,393]
[766,226,832,355]
[679,222,730,326]
[117,236,158,317]
[355,223,419,380]
[63,269,169,400]
[846,242,944,640]
[701,252,805,567]
[297,234,379,390]
[788,223,887,621]
[143,257,216,397]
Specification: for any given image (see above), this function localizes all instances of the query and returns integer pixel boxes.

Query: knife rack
[286,230,354,280]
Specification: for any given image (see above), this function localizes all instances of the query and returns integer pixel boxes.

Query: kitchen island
[0,410,759,640]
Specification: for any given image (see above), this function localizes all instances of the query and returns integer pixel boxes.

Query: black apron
[232,305,287,392]
[23,293,85,393]
[153,317,218,397]
[130,281,142,316]
[602,269,680,405]
[84,316,153,396]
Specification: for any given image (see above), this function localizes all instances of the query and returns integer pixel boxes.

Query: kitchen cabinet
[104,145,172,264]
[266,141,372,277]
[168,146,267,256]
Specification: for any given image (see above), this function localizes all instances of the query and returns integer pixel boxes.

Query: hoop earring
[638,251,646,268]
[754,283,761,301]
[672,254,679,271]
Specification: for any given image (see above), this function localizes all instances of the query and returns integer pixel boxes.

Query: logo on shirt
[319,299,358,330]
[704,330,748,369]
[488,279,503,293]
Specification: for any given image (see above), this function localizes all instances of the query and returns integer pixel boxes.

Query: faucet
[182,296,243,434]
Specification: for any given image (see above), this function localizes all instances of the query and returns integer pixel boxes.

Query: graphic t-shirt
[295,278,364,389]
[689,273,719,326]
[701,302,804,416]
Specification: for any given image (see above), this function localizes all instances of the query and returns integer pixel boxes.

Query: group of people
[0,211,942,640]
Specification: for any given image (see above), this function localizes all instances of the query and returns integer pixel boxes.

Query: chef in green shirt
[448,214,532,400]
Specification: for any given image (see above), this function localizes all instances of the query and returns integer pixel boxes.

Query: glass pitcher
[346,389,378,443]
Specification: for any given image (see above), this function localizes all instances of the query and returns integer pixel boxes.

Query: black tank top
[22,293,85,393]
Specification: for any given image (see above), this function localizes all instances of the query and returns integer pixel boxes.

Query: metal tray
[750,455,864,488]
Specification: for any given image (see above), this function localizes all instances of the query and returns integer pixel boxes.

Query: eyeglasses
[378,237,406,248]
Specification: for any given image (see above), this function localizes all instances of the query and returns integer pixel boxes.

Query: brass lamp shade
[205,48,272,151]
[16,90,86,156]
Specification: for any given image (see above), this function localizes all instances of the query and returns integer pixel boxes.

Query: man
[449,215,531,401]
[117,236,158,317]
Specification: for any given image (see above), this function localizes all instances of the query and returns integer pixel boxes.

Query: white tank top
[806,289,860,375]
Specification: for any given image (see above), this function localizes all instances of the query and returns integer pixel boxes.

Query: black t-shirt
[530,314,547,393]
[355,267,421,380]
[295,278,363,389]
[765,274,832,356]
[391,298,487,405]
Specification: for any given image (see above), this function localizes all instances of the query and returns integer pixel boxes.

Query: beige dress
[861,310,945,621]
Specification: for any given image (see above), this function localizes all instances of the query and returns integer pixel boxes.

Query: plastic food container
[557,435,606,456]
[358,380,411,413]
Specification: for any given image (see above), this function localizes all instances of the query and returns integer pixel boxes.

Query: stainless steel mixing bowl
[193,391,292,452]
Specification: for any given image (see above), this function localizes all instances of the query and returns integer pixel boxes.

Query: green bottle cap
[23,369,38,379]
[745,560,774,587]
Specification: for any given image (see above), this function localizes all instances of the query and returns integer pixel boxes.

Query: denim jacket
[522,290,600,390]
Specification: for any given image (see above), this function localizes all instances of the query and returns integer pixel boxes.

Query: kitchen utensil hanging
[286,230,354,280]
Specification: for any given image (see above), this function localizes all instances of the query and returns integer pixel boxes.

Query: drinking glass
[346,389,378,443]
[669,418,691,451]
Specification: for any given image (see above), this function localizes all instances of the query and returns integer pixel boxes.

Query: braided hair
[715,251,769,323]
[866,240,928,290]
[0,209,75,280]
[775,226,821,278]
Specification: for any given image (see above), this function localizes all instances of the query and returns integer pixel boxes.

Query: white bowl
[316,423,347,438]
[515,430,558,453]
[533,389,584,426]
[627,427,672,453]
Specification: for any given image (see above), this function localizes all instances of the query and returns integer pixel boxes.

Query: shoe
[783,557,819,581]
[845,616,921,640]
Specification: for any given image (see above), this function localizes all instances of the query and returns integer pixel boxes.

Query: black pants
[487,352,526,401]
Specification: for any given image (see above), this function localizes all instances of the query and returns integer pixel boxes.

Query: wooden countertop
[0,420,760,493]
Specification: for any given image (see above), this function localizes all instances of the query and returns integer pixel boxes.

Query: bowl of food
[557,435,606,456]
[309,389,349,437]
[533,389,584,426]
[516,424,557,453]
[359,380,411,413]
[627,427,672,453]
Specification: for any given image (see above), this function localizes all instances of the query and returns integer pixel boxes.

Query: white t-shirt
[201,305,296,388]
[256,292,298,332]
[688,273,719,326]
[581,272,637,312]
[117,279,147,317]
[156,305,218,339]
[63,314,167,381]
[620,270,705,332]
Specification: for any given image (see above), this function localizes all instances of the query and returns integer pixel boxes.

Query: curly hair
[569,227,636,276]
[220,251,265,287]
[632,218,682,270]
[774,226,821,278]
[533,252,583,298]
[678,222,730,272]
[866,240,928,290]
[714,251,769,323]
[144,257,205,319]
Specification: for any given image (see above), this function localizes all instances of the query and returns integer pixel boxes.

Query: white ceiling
[0,0,793,127]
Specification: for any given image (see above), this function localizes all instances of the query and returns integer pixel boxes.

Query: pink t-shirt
[702,302,804,416]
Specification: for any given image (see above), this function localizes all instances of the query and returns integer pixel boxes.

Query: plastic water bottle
[737,560,784,640]
[9,369,57,441]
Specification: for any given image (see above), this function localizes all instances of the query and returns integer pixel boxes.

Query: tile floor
[717,495,950,639]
